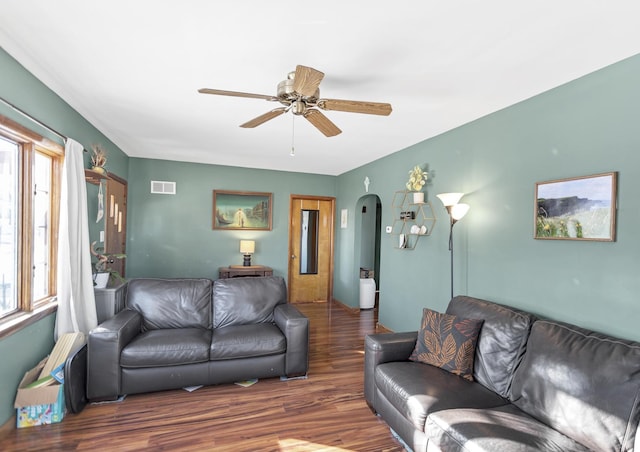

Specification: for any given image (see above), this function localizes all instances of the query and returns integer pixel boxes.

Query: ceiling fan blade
[319,98,392,116]
[198,88,277,101]
[303,109,342,137]
[240,107,287,128]
[293,65,325,98]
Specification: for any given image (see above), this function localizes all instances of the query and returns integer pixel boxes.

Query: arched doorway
[356,194,381,310]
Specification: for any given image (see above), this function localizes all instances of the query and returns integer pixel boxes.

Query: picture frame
[534,172,617,241]
[213,190,272,231]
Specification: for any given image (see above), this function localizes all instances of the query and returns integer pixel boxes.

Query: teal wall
[0,48,129,426]
[125,158,336,279]
[335,54,640,342]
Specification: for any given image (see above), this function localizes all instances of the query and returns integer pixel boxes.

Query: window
[0,114,62,333]
[32,152,52,300]
[0,138,18,317]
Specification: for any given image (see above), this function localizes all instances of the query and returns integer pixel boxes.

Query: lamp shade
[240,240,255,254]
[451,203,470,221]
[436,192,465,207]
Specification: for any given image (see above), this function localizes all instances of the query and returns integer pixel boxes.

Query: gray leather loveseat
[365,295,640,451]
[87,276,309,401]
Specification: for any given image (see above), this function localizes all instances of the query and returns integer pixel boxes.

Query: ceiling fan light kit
[199,65,392,137]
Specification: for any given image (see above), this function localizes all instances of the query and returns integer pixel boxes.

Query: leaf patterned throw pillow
[409,308,483,381]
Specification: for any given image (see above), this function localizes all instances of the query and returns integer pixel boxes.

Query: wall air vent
[150,180,176,195]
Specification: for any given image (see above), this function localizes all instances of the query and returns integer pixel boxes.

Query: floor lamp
[436,193,470,300]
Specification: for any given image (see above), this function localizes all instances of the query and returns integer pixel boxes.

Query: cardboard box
[14,358,65,428]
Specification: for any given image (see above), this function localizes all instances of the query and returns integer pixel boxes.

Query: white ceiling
[1,1,639,176]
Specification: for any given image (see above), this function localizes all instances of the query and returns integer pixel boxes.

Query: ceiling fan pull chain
[290,114,295,157]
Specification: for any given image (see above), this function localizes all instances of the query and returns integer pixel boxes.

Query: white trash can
[359,278,376,310]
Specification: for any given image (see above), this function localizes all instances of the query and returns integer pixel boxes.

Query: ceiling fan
[198,65,392,137]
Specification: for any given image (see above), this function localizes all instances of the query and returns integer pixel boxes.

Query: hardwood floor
[1,302,405,451]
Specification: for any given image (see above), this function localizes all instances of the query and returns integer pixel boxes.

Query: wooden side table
[218,265,273,279]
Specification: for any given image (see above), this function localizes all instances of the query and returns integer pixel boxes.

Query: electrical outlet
[100,230,105,242]
[385,226,392,234]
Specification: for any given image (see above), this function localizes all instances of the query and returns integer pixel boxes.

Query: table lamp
[240,240,255,266]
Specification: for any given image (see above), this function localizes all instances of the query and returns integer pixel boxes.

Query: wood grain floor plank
[0,302,403,451]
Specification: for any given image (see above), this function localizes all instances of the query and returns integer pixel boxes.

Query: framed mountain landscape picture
[534,172,617,241]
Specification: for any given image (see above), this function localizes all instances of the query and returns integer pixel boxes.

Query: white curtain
[55,138,97,339]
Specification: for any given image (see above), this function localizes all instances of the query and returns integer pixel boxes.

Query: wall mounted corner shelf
[85,168,111,185]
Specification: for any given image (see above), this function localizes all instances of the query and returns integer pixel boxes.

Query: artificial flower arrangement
[406,165,428,191]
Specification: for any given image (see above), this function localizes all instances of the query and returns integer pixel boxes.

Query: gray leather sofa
[87,276,309,401]
[365,296,640,451]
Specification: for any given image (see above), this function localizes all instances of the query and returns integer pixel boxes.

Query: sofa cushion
[446,296,535,397]
[375,361,508,432]
[510,320,640,452]
[127,278,212,331]
[210,323,286,360]
[213,276,286,328]
[121,328,212,367]
[426,404,590,452]
[409,308,483,381]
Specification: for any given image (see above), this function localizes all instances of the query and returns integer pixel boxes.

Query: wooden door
[105,174,127,278]
[288,195,334,303]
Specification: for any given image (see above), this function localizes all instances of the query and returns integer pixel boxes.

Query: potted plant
[406,165,428,203]
[90,145,107,175]
[90,241,126,288]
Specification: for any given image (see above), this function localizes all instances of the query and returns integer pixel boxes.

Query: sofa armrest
[87,309,142,401]
[364,332,418,411]
[274,303,309,377]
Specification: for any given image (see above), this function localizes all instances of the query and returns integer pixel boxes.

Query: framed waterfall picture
[534,172,617,241]
[213,190,273,230]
